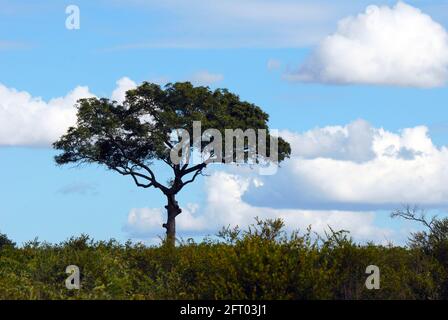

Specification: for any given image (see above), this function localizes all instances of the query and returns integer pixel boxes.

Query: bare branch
[181,168,205,188]
[104,134,169,193]
[391,204,437,234]
[181,162,207,177]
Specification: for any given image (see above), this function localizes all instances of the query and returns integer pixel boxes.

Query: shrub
[0,218,446,300]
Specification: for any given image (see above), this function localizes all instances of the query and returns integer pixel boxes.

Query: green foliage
[0,231,15,249]
[53,81,290,179]
[391,206,448,298]
[407,218,448,298]
[0,218,446,300]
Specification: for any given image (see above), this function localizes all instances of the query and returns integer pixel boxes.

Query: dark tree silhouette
[0,232,15,249]
[53,82,291,244]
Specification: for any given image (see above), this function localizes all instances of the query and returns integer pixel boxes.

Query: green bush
[0,218,446,300]
[0,231,15,249]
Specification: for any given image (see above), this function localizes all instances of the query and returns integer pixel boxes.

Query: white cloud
[123,203,208,238]
[190,71,224,86]
[124,119,448,243]
[287,2,448,87]
[244,120,448,210]
[111,77,137,104]
[124,208,164,238]
[281,119,375,162]
[124,171,392,243]
[0,77,140,146]
[0,84,94,146]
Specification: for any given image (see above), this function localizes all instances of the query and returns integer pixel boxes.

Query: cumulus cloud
[190,71,224,86]
[280,119,376,163]
[0,84,94,146]
[124,119,448,243]
[287,2,448,87]
[124,171,392,243]
[111,77,137,104]
[244,120,448,210]
[0,77,138,146]
[124,203,208,238]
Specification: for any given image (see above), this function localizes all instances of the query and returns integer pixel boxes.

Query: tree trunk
[163,194,182,245]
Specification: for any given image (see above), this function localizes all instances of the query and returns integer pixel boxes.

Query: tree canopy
[54,81,291,241]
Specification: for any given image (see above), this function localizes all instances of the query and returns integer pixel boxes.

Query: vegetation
[0,215,446,300]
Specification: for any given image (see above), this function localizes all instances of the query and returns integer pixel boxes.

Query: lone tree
[54,82,290,243]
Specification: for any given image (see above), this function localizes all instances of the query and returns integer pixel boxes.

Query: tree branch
[391,205,437,234]
[180,162,207,177]
[104,134,170,193]
[181,168,204,188]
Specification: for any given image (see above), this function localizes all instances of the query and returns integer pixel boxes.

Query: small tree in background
[391,205,448,250]
[53,82,290,244]
[0,232,15,249]
[392,205,448,298]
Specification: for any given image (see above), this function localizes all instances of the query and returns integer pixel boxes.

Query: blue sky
[1,0,448,245]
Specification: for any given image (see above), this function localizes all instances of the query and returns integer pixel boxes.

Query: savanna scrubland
[0,212,447,300]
